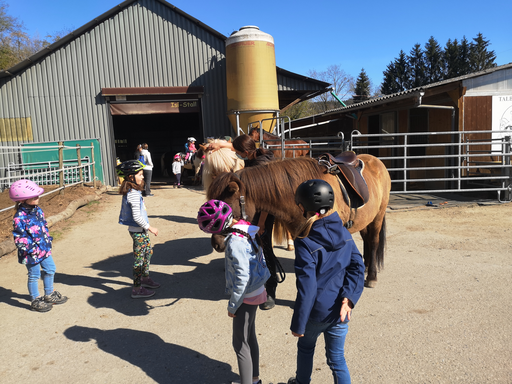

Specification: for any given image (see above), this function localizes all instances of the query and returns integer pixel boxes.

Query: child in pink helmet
[10,179,68,312]
[172,154,184,188]
[197,200,270,384]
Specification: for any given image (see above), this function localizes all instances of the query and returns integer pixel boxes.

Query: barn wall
[0,0,229,186]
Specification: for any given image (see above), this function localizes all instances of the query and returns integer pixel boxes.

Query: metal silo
[226,26,279,135]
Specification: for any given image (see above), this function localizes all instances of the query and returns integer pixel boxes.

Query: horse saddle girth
[317,151,369,209]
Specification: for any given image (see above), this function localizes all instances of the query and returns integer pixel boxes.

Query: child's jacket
[118,189,149,231]
[291,211,365,335]
[12,205,53,265]
[224,223,270,314]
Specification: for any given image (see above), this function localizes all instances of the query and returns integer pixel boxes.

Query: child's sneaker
[131,286,156,299]
[44,291,68,305]
[31,297,53,312]
[141,276,160,289]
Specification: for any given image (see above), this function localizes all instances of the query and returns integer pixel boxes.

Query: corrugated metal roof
[0,0,228,78]
[323,62,512,114]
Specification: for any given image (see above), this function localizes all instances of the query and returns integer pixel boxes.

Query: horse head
[248,127,260,142]
[206,171,257,252]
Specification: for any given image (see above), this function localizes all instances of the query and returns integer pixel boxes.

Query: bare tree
[308,64,354,113]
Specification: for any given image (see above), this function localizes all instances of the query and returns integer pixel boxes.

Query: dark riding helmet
[295,179,334,217]
[116,160,145,178]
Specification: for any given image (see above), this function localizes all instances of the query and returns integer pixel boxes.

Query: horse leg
[286,230,294,251]
[359,215,386,288]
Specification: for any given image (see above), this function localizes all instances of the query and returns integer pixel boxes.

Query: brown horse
[248,127,309,158]
[206,155,391,288]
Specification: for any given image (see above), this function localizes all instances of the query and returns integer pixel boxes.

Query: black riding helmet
[295,179,334,218]
[116,160,145,178]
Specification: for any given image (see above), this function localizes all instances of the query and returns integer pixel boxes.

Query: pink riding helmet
[197,199,233,234]
[9,179,44,202]
[174,154,181,160]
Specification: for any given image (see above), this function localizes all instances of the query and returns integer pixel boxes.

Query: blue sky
[7,0,512,90]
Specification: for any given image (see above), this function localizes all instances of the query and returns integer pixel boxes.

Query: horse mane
[239,157,324,216]
[202,139,244,191]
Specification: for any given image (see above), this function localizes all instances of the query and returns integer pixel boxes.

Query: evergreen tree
[381,50,409,95]
[424,36,444,83]
[470,33,497,71]
[458,36,472,75]
[353,68,371,102]
[408,43,427,88]
[444,38,460,79]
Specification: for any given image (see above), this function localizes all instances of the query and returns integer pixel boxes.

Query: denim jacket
[224,224,270,314]
[12,205,53,265]
[118,190,149,229]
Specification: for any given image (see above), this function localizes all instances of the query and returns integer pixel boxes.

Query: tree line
[380,33,496,95]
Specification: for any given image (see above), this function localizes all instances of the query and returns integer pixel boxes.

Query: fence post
[504,136,511,201]
[91,142,96,188]
[76,144,83,183]
[58,141,64,194]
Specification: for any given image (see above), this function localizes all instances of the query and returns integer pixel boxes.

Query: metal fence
[351,130,512,202]
[0,144,96,191]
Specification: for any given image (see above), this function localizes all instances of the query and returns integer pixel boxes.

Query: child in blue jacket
[288,179,365,384]
[10,179,68,312]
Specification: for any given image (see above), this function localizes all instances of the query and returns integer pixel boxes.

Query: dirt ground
[0,181,511,384]
[0,184,99,242]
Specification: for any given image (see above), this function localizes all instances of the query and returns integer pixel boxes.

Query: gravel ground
[0,183,511,384]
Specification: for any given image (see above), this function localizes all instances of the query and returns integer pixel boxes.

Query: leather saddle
[317,151,369,209]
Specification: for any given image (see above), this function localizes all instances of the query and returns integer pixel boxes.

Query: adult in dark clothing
[231,135,278,310]
[207,134,279,310]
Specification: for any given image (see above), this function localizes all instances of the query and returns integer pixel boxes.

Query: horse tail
[272,219,288,247]
[376,215,386,271]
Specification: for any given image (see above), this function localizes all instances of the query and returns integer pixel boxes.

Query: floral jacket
[12,205,53,265]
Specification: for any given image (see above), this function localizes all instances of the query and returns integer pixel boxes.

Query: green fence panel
[21,139,104,184]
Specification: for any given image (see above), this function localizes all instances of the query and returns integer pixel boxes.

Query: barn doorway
[102,87,204,178]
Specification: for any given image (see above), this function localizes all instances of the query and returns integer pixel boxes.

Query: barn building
[0,0,329,187]
[289,63,512,195]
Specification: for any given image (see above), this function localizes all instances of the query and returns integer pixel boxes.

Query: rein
[232,171,248,221]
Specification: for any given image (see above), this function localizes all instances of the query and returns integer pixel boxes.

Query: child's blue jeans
[26,255,56,300]
[295,319,350,384]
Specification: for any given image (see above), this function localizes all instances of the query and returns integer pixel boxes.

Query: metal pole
[58,141,64,194]
[76,144,83,183]
[91,142,96,188]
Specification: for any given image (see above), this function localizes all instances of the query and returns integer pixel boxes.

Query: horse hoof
[260,295,275,310]
[287,245,295,251]
[365,280,377,288]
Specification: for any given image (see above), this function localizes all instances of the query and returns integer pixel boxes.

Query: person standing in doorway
[172,154,184,188]
[140,143,154,196]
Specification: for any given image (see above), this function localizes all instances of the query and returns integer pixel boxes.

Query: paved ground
[1,182,511,383]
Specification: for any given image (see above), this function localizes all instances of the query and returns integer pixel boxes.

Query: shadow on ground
[64,326,233,383]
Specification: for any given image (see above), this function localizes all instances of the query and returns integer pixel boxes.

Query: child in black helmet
[117,160,160,299]
[287,179,365,384]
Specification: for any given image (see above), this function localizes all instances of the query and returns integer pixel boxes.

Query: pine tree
[408,43,427,88]
[444,38,460,79]
[458,36,472,75]
[424,36,444,83]
[353,68,371,102]
[470,33,497,71]
[381,51,409,95]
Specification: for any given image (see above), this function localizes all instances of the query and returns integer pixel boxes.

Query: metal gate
[351,130,512,202]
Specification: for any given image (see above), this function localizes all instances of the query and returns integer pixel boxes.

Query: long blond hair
[202,139,245,191]
[296,209,332,239]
